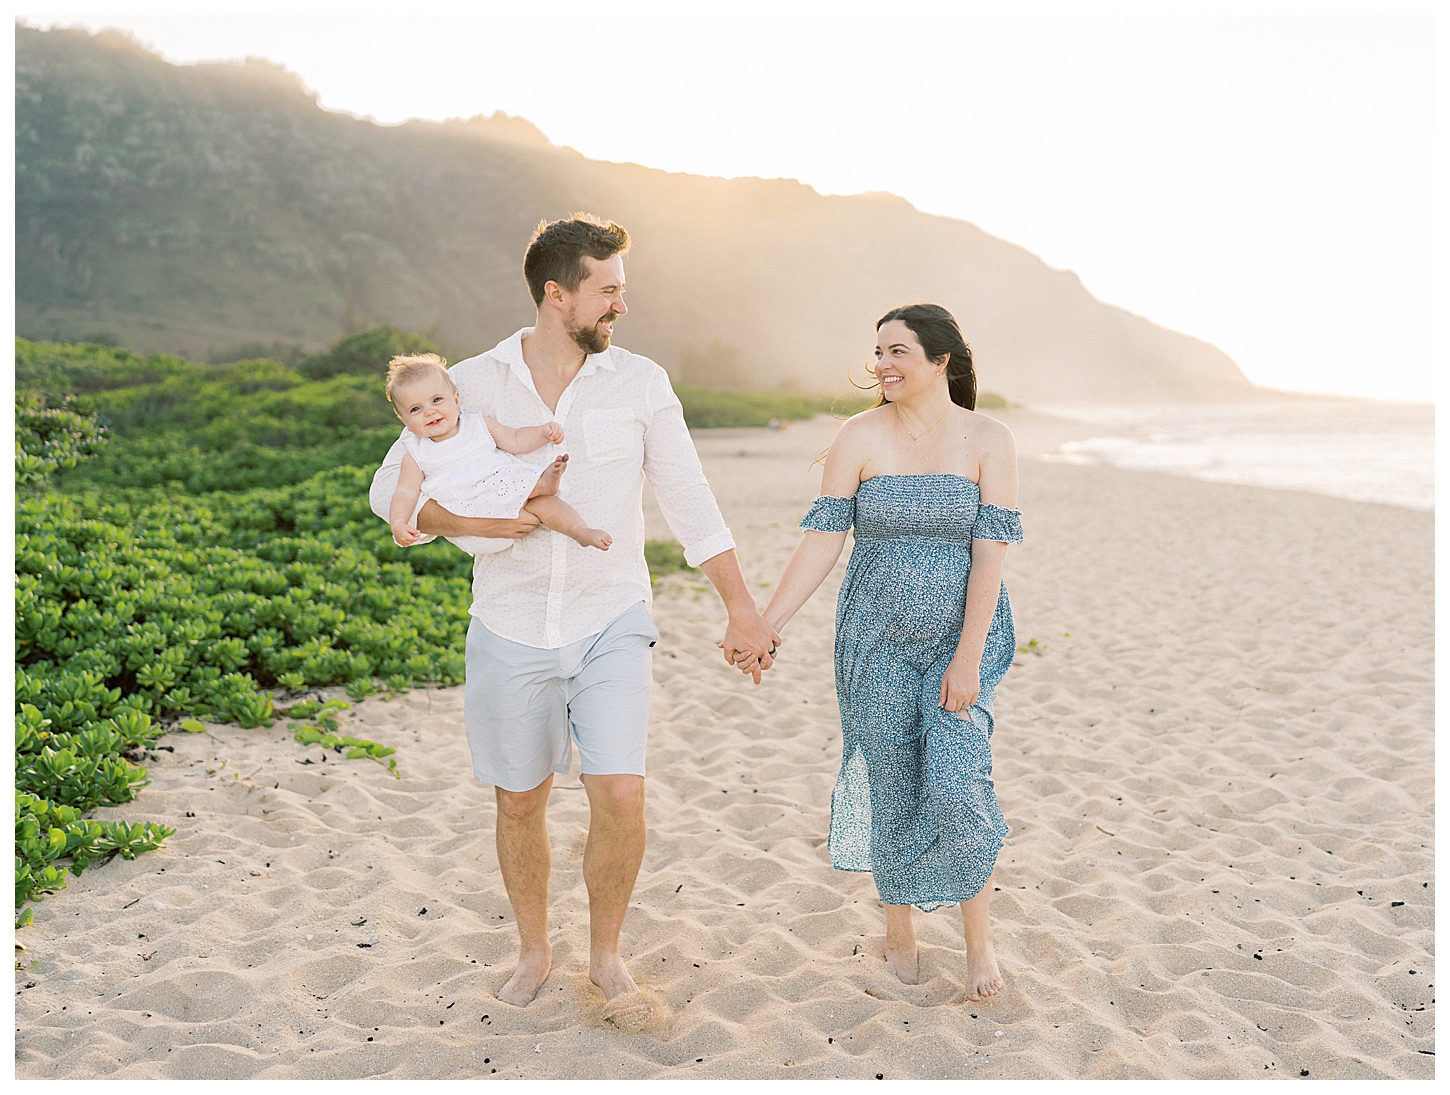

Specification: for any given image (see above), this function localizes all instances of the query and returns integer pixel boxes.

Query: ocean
[1035,401,1434,511]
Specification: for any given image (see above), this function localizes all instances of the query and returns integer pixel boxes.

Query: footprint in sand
[599,991,668,1034]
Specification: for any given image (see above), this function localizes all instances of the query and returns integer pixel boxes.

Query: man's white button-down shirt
[368,329,735,649]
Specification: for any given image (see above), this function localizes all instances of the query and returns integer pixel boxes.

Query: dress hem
[828,860,997,912]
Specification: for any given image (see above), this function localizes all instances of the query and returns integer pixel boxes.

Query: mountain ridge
[16,24,1257,403]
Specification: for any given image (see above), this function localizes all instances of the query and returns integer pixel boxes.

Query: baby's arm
[486,416,564,455]
[389,454,427,546]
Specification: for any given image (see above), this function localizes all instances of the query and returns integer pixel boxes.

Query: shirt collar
[493,327,618,394]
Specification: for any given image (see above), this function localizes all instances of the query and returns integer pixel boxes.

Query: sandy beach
[14,411,1435,1080]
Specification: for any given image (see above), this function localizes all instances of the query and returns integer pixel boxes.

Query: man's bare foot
[531,454,568,498]
[589,951,639,1002]
[964,939,1004,1001]
[496,944,553,1007]
[572,528,612,551]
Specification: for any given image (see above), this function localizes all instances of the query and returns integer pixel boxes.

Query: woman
[747,303,1022,1001]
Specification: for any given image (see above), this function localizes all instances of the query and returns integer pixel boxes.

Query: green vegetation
[671,386,1009,426]
[15,794,173,928]
[675,386,870,429]
[644,539,696,582]
[287,699,398,777]
[12,328,471,927]
[14,395,108,486]
[16,327,433,493]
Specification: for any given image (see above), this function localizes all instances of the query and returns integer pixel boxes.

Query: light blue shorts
[463,601,658,792]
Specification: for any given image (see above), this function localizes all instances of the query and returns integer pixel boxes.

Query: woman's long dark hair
[873,303,977,411]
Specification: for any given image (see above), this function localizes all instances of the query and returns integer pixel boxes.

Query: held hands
[939,653,982,714]
[718,612,783,685]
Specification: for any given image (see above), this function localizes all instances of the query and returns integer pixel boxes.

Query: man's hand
[476,516,543,538]
[717,611,781,685]
[729,610,785,680]
[696,550,780,685]
[417,499,541,539]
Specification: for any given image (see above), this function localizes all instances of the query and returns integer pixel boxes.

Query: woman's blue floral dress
[800,474,1023,910]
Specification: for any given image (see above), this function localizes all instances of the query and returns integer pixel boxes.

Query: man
[368,214,779,1008]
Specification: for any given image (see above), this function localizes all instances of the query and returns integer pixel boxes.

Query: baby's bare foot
[964,940,1004,1001]
[573,528,612,551]
[496,944,553,1007]
[532,454,568,498]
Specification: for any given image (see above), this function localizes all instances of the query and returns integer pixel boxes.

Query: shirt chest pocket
[582,408,639,460]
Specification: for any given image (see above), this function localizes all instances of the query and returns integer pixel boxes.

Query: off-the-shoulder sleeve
[971,502,1023,543]
[800,495,856,532]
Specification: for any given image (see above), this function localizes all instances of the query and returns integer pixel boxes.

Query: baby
[385,354,611,553]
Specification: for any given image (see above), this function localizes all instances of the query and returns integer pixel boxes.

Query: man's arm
[416,500,539,539]
[696,550,781,685]
[369,431,540,540]
[641,368,779,682]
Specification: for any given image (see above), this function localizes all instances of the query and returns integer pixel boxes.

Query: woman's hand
[939,654,981,714]
[730,623,783,678]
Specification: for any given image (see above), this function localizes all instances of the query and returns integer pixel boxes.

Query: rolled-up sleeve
[641,367,735,566]
[369,431,436,544]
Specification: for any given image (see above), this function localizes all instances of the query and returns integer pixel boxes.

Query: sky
[13,1,1440,401]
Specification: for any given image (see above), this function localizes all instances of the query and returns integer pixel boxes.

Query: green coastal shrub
[671,386,1009,426]
[18,332,417,493]
[644,538,695,581]
[16,476,472,713]
[287,698,398,777]
[11,336,465,926]
[15,394,109,487]
[15,791,174,927]
[675,385,869,429]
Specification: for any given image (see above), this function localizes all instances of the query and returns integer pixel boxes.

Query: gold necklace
[898,405,951,442]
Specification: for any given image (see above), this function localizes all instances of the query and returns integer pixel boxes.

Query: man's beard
[566,311,616,355]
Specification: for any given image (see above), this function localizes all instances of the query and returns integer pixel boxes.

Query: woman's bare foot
[964,939,1004,1001]
[589,951,639,1001]
[886,941,920,985]
[883,903,920,985]
[530,454,568,499]
[572,528,612,551]
[960,883,1004,1001]
[496,943,553,1007]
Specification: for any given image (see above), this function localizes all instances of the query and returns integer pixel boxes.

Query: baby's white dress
[400,412,544,555]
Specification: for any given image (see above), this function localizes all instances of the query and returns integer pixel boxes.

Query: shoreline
[1010,403,1433,512]
[16,417,1434,1080]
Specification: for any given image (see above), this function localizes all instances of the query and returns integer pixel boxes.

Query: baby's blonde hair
[385,352,453,406]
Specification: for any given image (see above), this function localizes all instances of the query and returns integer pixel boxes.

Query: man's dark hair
[523,214,631,306]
